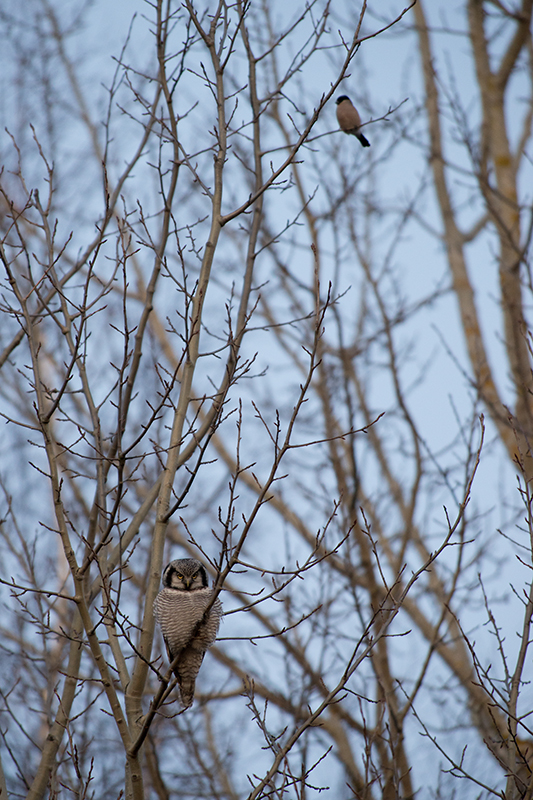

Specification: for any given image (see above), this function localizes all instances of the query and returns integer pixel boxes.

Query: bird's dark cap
[336,95,350,104]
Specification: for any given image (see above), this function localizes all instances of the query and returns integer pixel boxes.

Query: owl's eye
[176,573,183,580]
[192,572,199,580]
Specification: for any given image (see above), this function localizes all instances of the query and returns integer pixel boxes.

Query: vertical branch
[468,0,533,444]
[1,253,143,798]
[126,0,231,735]
[414,0,519,458]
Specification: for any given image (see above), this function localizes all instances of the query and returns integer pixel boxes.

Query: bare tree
[0,0,532,798]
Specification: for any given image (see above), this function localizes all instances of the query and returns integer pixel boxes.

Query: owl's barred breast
[153,587,222,657]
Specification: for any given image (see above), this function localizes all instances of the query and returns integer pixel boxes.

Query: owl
[153,557,222,708]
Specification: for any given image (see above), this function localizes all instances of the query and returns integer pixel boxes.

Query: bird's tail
[178,677,196,709]
[175,647,207,708]
[357,132,371,148]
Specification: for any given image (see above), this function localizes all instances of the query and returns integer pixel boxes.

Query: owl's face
[162,558,208,591]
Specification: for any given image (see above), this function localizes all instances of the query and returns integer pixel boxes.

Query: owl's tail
[178,677,196,709]
[176,647,207,708]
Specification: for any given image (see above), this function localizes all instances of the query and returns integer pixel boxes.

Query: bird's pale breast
[337,102,362,131]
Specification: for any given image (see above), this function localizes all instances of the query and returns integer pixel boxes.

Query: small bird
[336,95,370,148]
[153,557,222,708]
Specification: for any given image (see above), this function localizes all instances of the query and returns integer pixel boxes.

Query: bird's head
[162,558,208,591]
